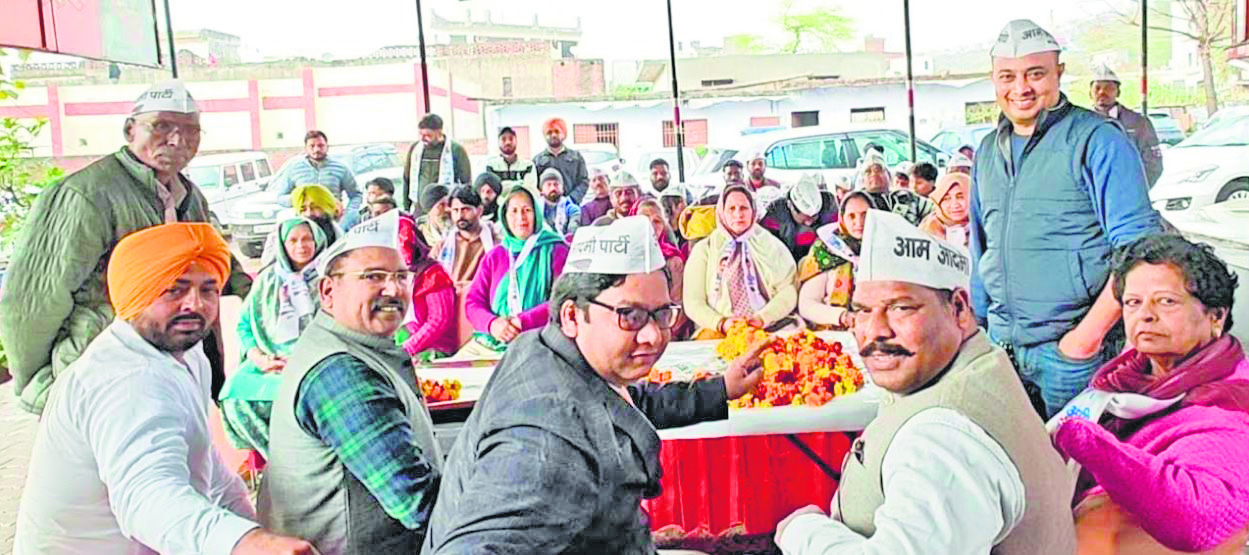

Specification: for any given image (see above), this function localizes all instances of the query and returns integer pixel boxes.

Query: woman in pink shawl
[1050,234,1249,554]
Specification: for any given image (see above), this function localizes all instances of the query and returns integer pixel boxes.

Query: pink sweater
[1056,359,1249,552]
[464,243,569,334]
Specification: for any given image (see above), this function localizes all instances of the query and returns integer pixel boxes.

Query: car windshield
[186,166,221,188]
[1178,115,1249,148]
[582,150,616,164]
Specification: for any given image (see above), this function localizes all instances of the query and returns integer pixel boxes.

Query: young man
[746,152,781,190]
[484,126,537,189]
[540,168,581,236]
[272,130,363,229]
[261,212,443,553]
[760,175,837,262]
[722,159,745,187]
[775,211,1075,554]
[909,162,939,197]
[532,118,590,204]
[423,217,765,553]
[431,186,501,287]
[970,19,1163,415]
[404,113,471,211]
[16,223,312,554]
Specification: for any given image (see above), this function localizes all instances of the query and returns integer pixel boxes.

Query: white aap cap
[132,80,200,115]
[789,174,823,217]
[948,153,973,168]
[990,19,1062,59]
[893,161,914,176]
[317,209,401,276]
[1092,65,1120,84]
[833,175,854,191]
[856,210,971,291]
[565,215,665,275]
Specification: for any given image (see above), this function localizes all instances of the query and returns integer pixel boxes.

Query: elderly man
[775,211,1075,554]
[761,175,837,261]
[598,172,644,224]
[971,19,1163,415]
[484,126,537,190]
[272,130,363,229]
[580,168,614,225]
[422,216,765,553]
[1090,65,1164,187]
[746,153,781,190]
[858,152,935,227]
[404,113,471,212]
[15,223,312,554]
[475,172,503,224]
[540,168,582,236]
[892,162,913,190]
[260,211,443,553]
[0,80,251,415]
[417,184,452,245]
[533,118,590,204]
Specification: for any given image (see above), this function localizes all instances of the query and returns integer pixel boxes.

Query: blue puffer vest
[973,97,1120,348]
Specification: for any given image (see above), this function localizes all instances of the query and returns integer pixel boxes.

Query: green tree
[1112,0,1235,114]
[777,0,854,54]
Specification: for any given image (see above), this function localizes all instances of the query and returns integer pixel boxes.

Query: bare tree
[1111,0,1233,114]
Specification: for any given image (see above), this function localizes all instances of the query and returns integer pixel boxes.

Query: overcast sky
[168,0,1116,61]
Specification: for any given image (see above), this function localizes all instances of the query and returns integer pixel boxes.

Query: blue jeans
[1013,340,1114,418]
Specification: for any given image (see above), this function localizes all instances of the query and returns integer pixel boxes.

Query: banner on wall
[0,0,163,68]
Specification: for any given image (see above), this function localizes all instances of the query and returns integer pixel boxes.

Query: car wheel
[1215,179,1249,203]
[239,241,264,259]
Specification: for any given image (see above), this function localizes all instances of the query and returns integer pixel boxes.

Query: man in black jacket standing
[1090,65,1163,188]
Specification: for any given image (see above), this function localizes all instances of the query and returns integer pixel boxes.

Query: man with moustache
[746,152,781,191]
[15,223,314,555]
[596,172,643,224]
[261,211,443,553]
[423,217,765,553]
[484,126,537,190]
[775,211,1075,554]
[404,114,471,212]
[580,168,614,225]
[1090,65,1163,187]
[722,159,746,187]
[533,118,590,204]
[645,158,694,203]
[273,130,363,229]
[432,186,500,286]
[474,172,503,224]
[0,80,252,414]
[970,20,1163,416]
[539,168,582,236]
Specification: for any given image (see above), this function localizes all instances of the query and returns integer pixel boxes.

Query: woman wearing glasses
[219,216,328,458]
[394,213,459,361]
[461,183,570,356]
[683,184,798,339]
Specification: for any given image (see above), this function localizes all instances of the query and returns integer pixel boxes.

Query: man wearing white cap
[946,153,973,175]
[1090,65,1163,187]
[761,174,836,261]
[892,161,913,190]
[0,80,252,415]
[747,152,781,191]
[775,210,1075,554]
[260,211,442,553]
[971,19,1162,416]
[422,216,766,554]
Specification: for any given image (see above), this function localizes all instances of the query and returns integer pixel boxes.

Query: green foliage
[723,34,770,55]
[777,1,854,54]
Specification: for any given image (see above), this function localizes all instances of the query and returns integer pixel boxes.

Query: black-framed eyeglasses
[586,299,681,331]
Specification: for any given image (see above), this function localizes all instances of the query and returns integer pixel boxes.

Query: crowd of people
[1,17,1246,555]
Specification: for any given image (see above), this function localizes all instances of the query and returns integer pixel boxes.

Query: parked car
[686,126,950,201]
[629,147,713,182]
[184,151,275,236]
[578,143,625,177]
[1150,109,1249,216]
[929,124,995,155]
[331,143,405,200]
[1148,112,1187,146]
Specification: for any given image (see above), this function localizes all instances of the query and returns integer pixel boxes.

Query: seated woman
[796,191,877,330]
[394,212,458,362]
[1051,234,1249,554]
[219,217,328,459]
[461,184,569,356]
[260,184,344,268]
[683,184,797,339]
[919,173,971,247]
[632,198,691,338]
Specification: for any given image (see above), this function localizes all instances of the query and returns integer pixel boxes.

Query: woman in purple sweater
[1050,234,1249,553]
[459,183,568,357]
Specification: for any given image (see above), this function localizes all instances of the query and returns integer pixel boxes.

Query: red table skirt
[645,431,852,542]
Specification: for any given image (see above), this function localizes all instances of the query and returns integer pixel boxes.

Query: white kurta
[15,319,258,555]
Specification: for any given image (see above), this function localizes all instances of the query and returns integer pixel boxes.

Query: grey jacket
[422,323,728,554]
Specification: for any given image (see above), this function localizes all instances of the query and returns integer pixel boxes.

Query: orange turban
[543,117,568,136]
[107,223,231,320]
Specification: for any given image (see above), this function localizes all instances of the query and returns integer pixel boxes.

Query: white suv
[1150,108,1249,214]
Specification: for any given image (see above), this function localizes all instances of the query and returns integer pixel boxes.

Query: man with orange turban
[15,223,316,555]
[533,117,590,205]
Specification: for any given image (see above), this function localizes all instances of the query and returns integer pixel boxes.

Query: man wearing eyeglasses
[260,211,442,553]
[423,216,766,554]
[0,80,252,415]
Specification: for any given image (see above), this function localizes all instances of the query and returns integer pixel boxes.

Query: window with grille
[850,107,886,123]
[662,119,708,147]
[572,123,620,146]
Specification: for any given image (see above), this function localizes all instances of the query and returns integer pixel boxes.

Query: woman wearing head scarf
[796,191,879,330]
[631,198,691,338]
[461,184,570,355]
[919,173,971,247]
[219,216,328,458]
[683,184,797,339]
[1050,235,1249,554]
[394,212,459,361]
